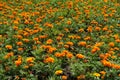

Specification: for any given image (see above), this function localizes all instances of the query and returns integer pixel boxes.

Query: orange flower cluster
[15,56,22,67]
[4,52,14,59]
[55,50,74,59]
[42,45,57,53]
[0,0,120,79]
[100,52,120,69]
[44,57,54,63]
[76,54,85,59]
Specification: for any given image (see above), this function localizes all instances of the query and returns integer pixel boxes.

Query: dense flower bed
[0,0,120,80]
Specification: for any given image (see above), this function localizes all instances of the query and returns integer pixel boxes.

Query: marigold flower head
[87,26,92,32]
[4,52,14,59]
[18,48,23,51]
[44,57,54,63]
[109,42,115,47]
[78,28,84,32]
[78,41,86,46]
[66,20,72,25]
[15,60,22,66]
[54,52,62,57]
[100,71,106,75]
[5,45,12,49]
[66,42,73,46]
[24,65,29,69]
[55,70,63,75]
[76,54,85,59]
[66,53,73,59]
[46,39,53,44]
[93,73,100,77]
[62,75,67,80]
[16,41,23,46]
[77,74,85,80]
[26,57,35,63]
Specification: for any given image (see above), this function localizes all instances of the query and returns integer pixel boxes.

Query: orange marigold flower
[56,36,62,41]
[46,39,53,44]
[84,36,91,41]
[66,42,73,46]
[5,45,12,49]
[100,71,106,75]
[13,20,19,24]
[116,39,120,43]
[44,57,54,63]
[21,78,26,80]
[16,35,23,40]
[62,75,67,80]
[101,60,112,67]
[39,35,47,39]
[104,0,108,2]
[55,70,63,75]
[113,64,120,69]
[76,54,85,59]
[16,41,23,46]
[66,53,73,59]
[18,48,23,51]
[15,60,22,66]
[44,22,53,28]
[24,65,29,69]
[64,45,69,48]
[13,26,18,30]
[33,37,39,41]
[66,20,72,25]
[23,38,30,43]
[26,57,35,63]
[109,42,115,47]
[95,26,101,31]
[29,63,34,66]
[77,74,85,80]
[78,28,84,32]
[4,52,14,59]
[102,26,108,31]
[87,26,92,32]
[78,41,86,47]
[54,52,62,58]
[84,9,90,14]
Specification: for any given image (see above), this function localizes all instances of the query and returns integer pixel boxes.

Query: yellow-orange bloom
[62,75,67,80]
[4,52,14,59]
[87,26,92,32]
[109,42,114,47]
[66,53,73,59]
[23,39,30,43]
[66,42,73,46]
[100,71,106,75]
[66,20,72,25]
[77,74,85,80]
[16,42,23,46]
[5,45,12,49]
[55,70,63,75]
[44,57,54,63]
[93,73,100,77]
[104,0,108,3]
[46,39,53,44]
[26,57,35,63]
[15,60,22,66]
[78,41,86,47]
[76,54,85,59]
